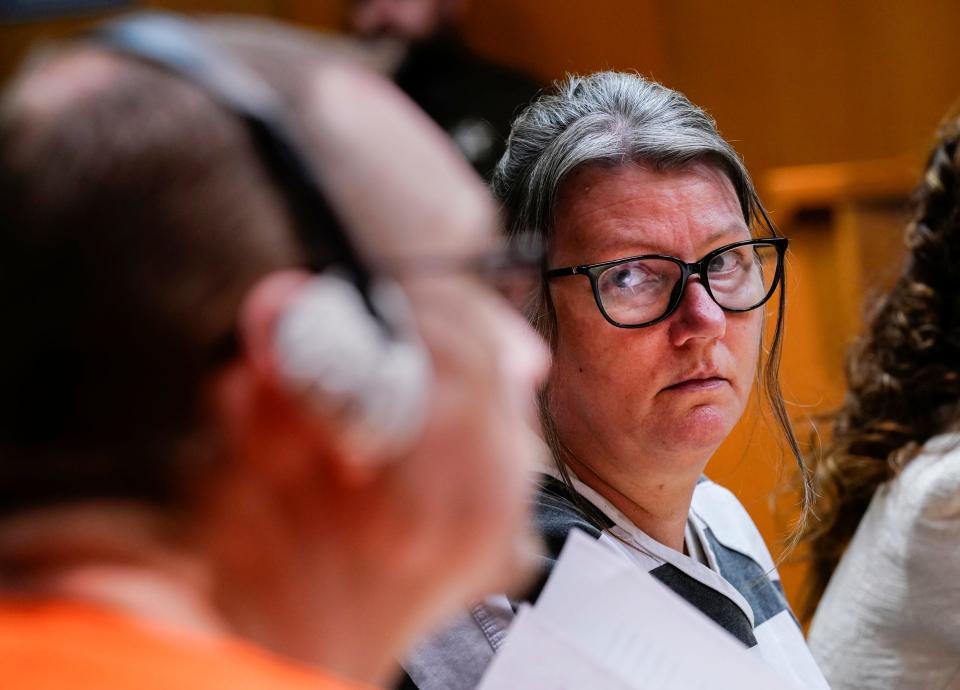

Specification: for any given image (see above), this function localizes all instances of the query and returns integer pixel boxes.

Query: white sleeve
[895,437,960,645]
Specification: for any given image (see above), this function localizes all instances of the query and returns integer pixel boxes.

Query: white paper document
[477,529,797,690]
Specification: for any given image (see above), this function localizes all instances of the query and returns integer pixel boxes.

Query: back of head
[0,18,551,684]
[0,19,351,516]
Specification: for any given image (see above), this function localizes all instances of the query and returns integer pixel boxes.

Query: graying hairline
[523,150,757,240]
[499,122,757,239]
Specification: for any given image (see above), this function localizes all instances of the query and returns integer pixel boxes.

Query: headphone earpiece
[274,273,431,461]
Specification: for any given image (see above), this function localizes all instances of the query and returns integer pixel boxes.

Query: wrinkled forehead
[551,161,749,261]
[553,159,745,227]
[302,62,497,261]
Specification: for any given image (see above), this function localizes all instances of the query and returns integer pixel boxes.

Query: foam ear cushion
[274,273,431,461]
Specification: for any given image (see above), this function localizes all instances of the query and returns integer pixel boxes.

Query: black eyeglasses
[546,237,787,328]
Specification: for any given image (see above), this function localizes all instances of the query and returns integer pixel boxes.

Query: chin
[657,404,738,456]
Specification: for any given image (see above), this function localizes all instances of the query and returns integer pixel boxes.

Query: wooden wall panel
[461,0,666,85]
[656,0,960,180]
[275,0,668,84]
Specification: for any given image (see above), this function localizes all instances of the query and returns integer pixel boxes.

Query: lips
[660,369,730,394]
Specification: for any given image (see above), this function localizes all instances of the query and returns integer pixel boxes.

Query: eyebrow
[591,225,751,260]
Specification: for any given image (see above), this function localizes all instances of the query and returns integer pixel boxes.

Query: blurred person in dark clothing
[349,0,540,178]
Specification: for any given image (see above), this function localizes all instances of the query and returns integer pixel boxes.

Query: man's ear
[238,269,312,386]
[233,269,389,486]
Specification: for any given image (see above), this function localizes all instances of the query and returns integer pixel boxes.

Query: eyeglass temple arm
[545,266,582,279]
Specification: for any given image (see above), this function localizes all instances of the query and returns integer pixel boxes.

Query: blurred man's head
[0,15,546,682]
[349,0,464,43]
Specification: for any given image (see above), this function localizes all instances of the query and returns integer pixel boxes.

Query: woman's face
[546,162,762,476]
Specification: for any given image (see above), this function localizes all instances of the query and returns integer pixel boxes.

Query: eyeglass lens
[596,243,779,325]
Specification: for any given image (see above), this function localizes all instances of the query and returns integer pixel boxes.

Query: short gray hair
[492,70,768,239]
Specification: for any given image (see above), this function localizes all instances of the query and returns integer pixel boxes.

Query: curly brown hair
[801,113,960,620]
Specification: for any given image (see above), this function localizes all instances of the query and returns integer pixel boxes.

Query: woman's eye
[607,265,659,290]
[611,267,646,288]
[599,262,667,297]
[708,250,745,275]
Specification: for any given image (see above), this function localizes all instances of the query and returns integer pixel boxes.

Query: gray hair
[493,70,768,239]
[496,71,811,550]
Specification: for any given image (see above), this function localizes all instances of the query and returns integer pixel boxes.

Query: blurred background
[4,0,959,613]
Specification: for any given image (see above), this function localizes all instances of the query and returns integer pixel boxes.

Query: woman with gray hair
[399,72,827,690]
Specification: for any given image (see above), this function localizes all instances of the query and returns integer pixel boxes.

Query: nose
[668,277,725,346]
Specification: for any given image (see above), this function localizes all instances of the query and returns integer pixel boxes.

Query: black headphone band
[92,12,385,324]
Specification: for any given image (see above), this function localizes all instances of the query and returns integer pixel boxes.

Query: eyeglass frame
[544,237,788,329]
